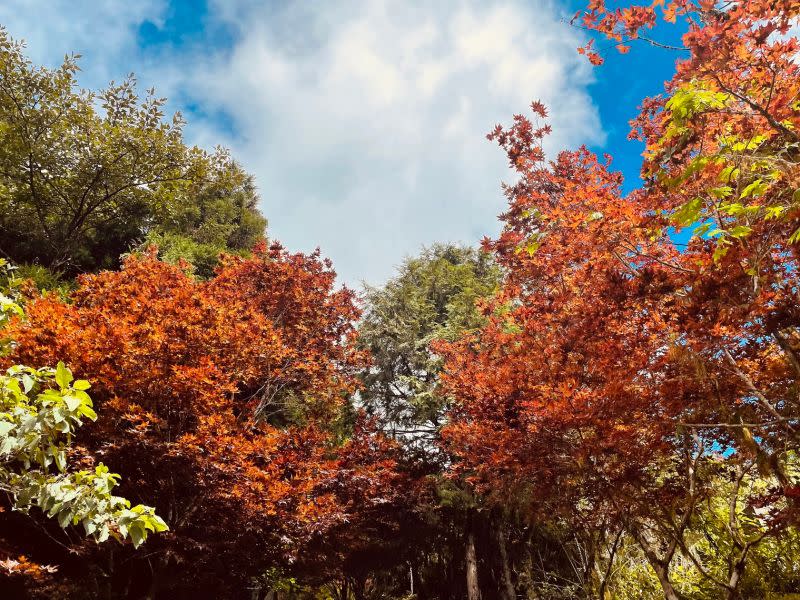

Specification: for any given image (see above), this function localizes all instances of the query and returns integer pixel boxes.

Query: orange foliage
[441,0,800,528]
[439,138,682,522]
[0,243,401,598]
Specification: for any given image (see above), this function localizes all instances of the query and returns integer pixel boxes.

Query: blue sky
[0,0,685,286]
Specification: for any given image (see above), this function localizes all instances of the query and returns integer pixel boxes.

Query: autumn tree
[6,2,800,598]
[440,1,800,598]
[439,126,692,598]
[0,260,166,598]
[577,0,800,508]
[0,245,401,599]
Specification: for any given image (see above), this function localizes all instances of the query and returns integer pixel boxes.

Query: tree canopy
[358,244,501,449]
[0,28,265,277]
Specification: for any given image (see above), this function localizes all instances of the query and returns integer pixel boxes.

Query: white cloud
[0,0,603,286]
[0,0,166,83]
[187,0,603,285]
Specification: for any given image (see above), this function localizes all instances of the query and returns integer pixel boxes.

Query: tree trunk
[598,530,623,600]
[466,511,482,600]
[144,565,159,600]
[628,524,682,600]
[496,520,516,600]
[353,577,366,600]
[725,549,749,600]
[249,584,264,600]
[651,563,682,600]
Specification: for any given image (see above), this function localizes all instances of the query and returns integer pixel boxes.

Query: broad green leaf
[694,222,713,237]
[719,166,740,183]
[728,225,753,239]
[55,362,73,389]
[764,206,785,220]
[671,197,703,227]
[713,239,732,262]
[709,186,732,199]
[64,395,82,412]
[740,179,768,199]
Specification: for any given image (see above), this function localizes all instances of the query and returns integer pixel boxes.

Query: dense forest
[2,1,800,598]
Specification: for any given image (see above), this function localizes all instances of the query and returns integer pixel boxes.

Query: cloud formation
[0,1,604,285]
[0,0,166,80]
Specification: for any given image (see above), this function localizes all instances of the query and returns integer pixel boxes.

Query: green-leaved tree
[0,28,265,276]
[358,244,502,447]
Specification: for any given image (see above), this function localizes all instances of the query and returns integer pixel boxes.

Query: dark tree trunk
[496,519,516,600]
[466,511,482,600]
[143,566,159,600]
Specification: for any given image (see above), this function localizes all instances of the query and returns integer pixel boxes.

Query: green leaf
[693,222,713,237]
[55,362,73,389]
[728,225,753,239]
[0,436,16,455]
[54,450,66,472]
[82,519,96,536]
[80,405,98,421]
[150,515,168,533]
[57,509,71,528]
[525,241,541,256]
[764,205,785,220]
[709,186,732,199]
[719,166,740,183]
[64,395,82,412]
[713,239,732,262]
[129,525,145,548]
[97,524,110,543]
[72,380,91,391]
[719,203,744,216]
[671,197,703,227]
[740,179,768,199]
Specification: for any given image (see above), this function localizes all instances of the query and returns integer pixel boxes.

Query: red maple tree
[1,244,401,598]
[440,2,800,597]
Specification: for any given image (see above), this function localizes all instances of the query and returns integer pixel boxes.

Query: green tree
[356,244,504,600]
[0,28,265,276]
[358,244,501,447]
[143,154,266,278]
